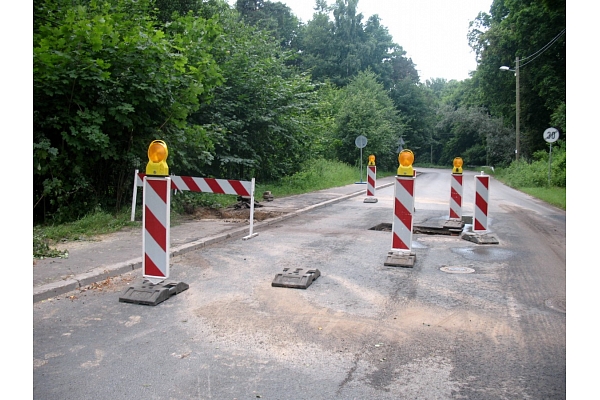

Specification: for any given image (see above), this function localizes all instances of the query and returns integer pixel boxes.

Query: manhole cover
[440,266,475,274]
[544,297,566,313]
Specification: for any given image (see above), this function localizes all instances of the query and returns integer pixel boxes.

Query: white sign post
[543,127,559,186]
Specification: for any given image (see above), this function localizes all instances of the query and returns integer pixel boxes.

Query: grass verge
[34,209,139,259]
[506,186,565,210]
[488,165,566,211]
[34,160,390,258]
[256,159,394,198]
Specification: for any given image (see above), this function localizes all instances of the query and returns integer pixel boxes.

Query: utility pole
[515,56,520,161]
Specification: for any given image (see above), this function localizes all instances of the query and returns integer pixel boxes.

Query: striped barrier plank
[131,170,257,240]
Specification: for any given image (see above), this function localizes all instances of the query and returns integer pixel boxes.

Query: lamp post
[500,57,520,161]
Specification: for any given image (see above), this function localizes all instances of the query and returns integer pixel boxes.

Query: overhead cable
[520,28,565,69]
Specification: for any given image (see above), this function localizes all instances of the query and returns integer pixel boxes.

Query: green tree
[363,15,418,88]
[332,70,403,171]
[235,0,302,50]
[190,12,322,182]
[388,79,436,163]
[33,0,223,222]
[468,0,566,159]
[153,0,231,22]
[296,9,337,82]
[435,105,514,167]
[298,0,417,87]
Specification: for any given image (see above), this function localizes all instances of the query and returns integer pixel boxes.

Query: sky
[279,0,493,82]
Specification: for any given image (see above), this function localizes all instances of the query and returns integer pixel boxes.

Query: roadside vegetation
[34,154,565,259]
[33,207,138,259]
[33,0,565,257]
[486,140,566,210]
[34,160,391,258]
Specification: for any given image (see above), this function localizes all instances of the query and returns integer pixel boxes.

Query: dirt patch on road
[190,206,286,222]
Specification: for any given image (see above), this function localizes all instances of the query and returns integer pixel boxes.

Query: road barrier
[142,176,171,283]
[384,173,417,268]
[392,175,415,251]
[366,165,376,197]
[474,174,490,232]
[364,165,378,203]
[449,173,463,219]
[131,170,258,240]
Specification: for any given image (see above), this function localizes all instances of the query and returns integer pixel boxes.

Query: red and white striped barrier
[392,175,415,252]
[366,165,376,197]
[133,171,251,195]
[143,177,171,284]
[474,174,490,232]
[449,173,463,219]
[131,170,258,239]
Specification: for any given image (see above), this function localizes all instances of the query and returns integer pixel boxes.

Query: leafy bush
[34,0,224,224]
[495,140,565,188]
[33,229,68,259]
[269,159,359,196]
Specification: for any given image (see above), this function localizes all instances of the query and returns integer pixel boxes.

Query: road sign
[355,135,368,183]
[397,137,405,152]
[355,135,367,148]
[543,127,559,143]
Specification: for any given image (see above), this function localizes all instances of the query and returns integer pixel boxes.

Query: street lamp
[500,56,520,161]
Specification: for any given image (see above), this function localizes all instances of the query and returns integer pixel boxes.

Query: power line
[520,28,565,69]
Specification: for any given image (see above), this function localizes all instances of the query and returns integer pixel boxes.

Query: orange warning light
[452,157,463,174]
[368,154,376,166]
[397,149,414,176]
[146,140,169,176]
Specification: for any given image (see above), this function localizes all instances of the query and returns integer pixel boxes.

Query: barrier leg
[131,169,139,221]
[243,178,259,240]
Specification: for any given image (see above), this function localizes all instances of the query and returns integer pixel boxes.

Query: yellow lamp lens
[397,149,414,176]
[452,157,463,174]
[146,140,169,176]
[399,150,414,167]
[148,141,168,163]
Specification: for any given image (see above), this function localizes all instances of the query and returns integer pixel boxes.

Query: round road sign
[543,127,559,143]
[355,135,367,149]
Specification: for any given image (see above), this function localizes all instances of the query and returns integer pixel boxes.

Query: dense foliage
[34,0,224,222]
[33,0,566,224]
[468,0,566,156]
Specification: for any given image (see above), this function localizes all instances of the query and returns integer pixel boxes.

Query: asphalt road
[33,168,566,399]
